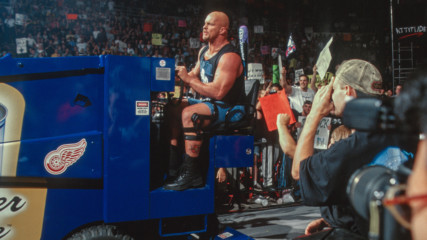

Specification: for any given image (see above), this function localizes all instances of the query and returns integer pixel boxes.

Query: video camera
[343,97,414,240]
[343,97,396,132]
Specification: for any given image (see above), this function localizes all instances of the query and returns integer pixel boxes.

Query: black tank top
[199,43,245,105]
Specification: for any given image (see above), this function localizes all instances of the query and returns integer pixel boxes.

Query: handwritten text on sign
[297,116,331,150]
[247,63,264,82]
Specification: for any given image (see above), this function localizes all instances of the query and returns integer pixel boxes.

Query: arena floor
[217,203,321,240]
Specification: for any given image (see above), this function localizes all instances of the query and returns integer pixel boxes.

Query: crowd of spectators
[0,0,206,67]
[0,0,396,90]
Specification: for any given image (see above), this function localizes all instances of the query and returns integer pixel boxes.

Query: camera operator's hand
[308,76,334,119]
[304,218,330,235]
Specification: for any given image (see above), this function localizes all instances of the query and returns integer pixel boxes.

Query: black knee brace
[183,127,203,141]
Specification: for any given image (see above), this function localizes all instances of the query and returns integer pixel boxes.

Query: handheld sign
[247,63,264,82]
[315,37,333,80]
[259,90,296,131]
[296,116,331,149]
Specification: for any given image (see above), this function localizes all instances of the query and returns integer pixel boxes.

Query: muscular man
[164,11,244,191]
[290,59,417,236]
[280,66,316,114]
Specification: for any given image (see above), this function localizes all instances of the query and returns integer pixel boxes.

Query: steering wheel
[167,71,185,106]
[169,63,194,105]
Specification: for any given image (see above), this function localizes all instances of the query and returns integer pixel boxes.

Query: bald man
[164,11,244,191]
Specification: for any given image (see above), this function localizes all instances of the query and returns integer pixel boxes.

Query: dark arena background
[1,0,426,89]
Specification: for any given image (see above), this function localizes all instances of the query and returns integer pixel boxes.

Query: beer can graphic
[0,103,7,174]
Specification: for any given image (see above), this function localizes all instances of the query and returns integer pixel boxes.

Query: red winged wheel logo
[44,139,87,175]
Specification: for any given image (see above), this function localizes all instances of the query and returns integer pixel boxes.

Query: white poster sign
[16,38,27,54]
[294,68,304,83]
[297,116,331,150]
[315,37,333,80]
[247,63,264,82]
[15,13,26,26]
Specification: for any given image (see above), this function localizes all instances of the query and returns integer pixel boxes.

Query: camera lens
[347,166,397,220]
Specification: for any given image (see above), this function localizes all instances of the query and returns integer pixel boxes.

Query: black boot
[164,145,181,184]
[168,145,181,178]
[163,154,203,191]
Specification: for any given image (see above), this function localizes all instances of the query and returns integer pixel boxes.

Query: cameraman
[394,68,427,240]
[290,59,417,236]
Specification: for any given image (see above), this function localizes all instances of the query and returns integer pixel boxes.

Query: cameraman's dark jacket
[299,130,417,234]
